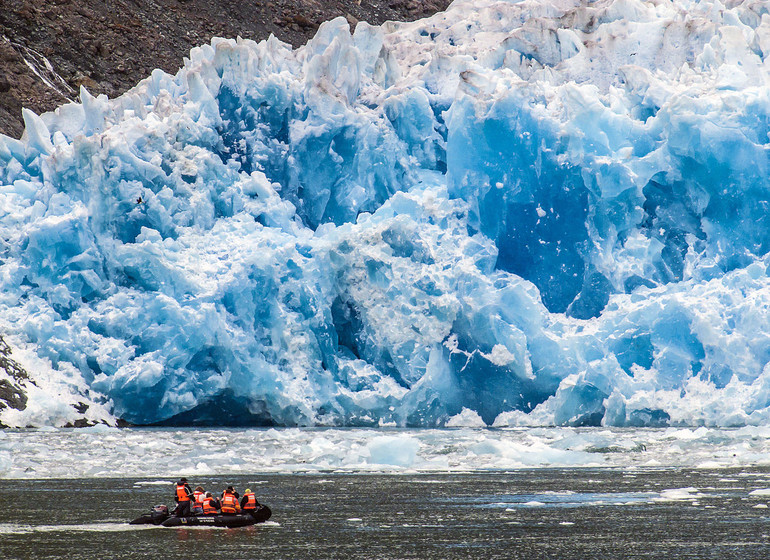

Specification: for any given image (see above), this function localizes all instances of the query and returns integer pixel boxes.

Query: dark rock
[0,379,27,411]
[63,418,96,428]
[0,335,31,413]
[0,335,31,384]
[74,402,90,414]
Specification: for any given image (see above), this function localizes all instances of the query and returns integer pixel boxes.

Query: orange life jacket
[193,490,205,505]
[221,492,239,514]
[203,497,218,515]
[176,483,191,502]
[242,492,257,510]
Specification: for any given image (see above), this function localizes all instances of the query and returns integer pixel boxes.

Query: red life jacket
[203,497,218,515]
[193,490,205,505]
[221,492,238,514]
[242,492,257,510]
[176,483,191,502]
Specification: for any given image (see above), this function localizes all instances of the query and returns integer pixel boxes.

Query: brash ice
[2,0,770,428]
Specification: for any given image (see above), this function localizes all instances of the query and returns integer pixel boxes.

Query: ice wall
[2,0,770,427]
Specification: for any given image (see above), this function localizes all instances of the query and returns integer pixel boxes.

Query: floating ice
[2,426,770,479]
[475,490,658,508]
[446,408,487,428]
[368,435,420,466]
[654,487,704,502]
[2,0,770,427]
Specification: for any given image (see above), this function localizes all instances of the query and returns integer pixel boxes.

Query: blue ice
[2,0,770,428]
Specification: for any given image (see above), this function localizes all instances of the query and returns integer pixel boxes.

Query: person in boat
[241,488,260,512]
[191,486,205,515]
[174,477,194,517]
[202,492,220,515]
[220,486,241,515]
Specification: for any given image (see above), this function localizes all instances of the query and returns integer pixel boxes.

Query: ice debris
[2,0,770,427]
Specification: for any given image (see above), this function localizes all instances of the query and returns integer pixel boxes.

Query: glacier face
[2,0,770,427]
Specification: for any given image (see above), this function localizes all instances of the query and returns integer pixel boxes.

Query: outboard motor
[129,504,171,525]
[151,504,169,521]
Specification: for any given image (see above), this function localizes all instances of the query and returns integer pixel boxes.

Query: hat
[226,485,234,491]
[180,477,188,483]
[245,488,251,494]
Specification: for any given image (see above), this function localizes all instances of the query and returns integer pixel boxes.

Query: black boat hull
[129,513,167,525]
[130,505,271,528]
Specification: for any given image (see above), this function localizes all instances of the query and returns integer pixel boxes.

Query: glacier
[2,0,770,428]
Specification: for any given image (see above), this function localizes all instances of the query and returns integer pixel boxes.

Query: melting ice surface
[5,426,770,478]
[3,0,770,427]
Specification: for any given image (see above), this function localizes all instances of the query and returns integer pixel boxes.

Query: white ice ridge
[2,426,770,478]
[2,0,770,427]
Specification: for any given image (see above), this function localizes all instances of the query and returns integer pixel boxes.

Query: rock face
[0,0,450,138]
[0,335,30,426]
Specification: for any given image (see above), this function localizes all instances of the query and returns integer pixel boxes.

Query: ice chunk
[446,408,487,428]
[367,435,420,466]
[21,109,53,156]
[655,488,704,502]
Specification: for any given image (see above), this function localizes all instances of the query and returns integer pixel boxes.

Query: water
[5,428,770,558]
[3,470,770,559]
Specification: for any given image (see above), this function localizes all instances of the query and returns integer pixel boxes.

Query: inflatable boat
[130,504,271,528]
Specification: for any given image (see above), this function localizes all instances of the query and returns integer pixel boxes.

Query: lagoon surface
[3,470,770,559]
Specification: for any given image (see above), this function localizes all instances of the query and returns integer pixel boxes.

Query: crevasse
[2,0,770,427]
